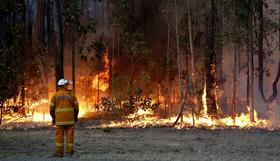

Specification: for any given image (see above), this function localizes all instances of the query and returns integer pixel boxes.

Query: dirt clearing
[0,127,280,161]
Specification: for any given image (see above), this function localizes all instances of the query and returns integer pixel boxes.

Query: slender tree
[187,0,195,126]
[173,0,184,124]
[159,0,173,115]
[54,0,64,87]
[258,0,265,101]
[246,0,254,121]
[205,0,218,118]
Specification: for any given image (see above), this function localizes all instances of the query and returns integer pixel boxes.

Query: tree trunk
[72,31,76,94]
[97,70,100,103]
[0,107,2,126]
[26,0,33,39]
[232,41,238,119]
[173,0,184,125]
[0,103,3,125]
[216,1,228,115]
[258,0,265,101]
[33,0,49,99]
[205,0,218,118]
[54,0,64,88]
[247,2,254,121]
[109,31,114,96]
[187,0,195,126]
[21,80,25,116]
[232,5,239,119]
[167,22,171,115]
[264,1,280,103]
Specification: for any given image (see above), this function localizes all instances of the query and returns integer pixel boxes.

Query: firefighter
[50,79,79,157]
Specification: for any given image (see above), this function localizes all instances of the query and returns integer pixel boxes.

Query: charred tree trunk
[97,69,100,103]
[167,22,171,115]
[21,80,25,115]
[246,2,255,121]
[232,35,238,119]
[72,32,76,94]
[22,1,26,116]
[173,0,184,125]
[205,0,218,118]
[110,33,114,96]
[0,101,4,125]
[0,103,3,125]
[54,0,64,87]
[232,67,237,119]
[33,0,49,99]
[216,1,228,115]
[258,0,265,101]
[187,0,195,126]
[232,5,240,119]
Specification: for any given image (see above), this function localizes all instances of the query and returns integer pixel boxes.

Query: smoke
[267,101,280,129]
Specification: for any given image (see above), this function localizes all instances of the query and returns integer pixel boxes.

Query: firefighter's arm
[73,96,79,122]
[50,95,56,124]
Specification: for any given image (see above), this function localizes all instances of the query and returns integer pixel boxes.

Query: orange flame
[92,49,109,92]
[87,83,271,130]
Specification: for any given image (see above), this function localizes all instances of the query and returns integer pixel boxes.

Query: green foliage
[64,0,81,29]
[64,0,97,55]
[110,0,135,32]
[159,0,174,26]
[124,31,150,58]
[0,49,19,101]
[0,0,39,107]
[0,16,27,102]
[218,0,278,48]
[90,38,107,54]
[93,96,160,117]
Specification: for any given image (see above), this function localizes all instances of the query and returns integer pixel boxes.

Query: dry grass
[0,127,280,161]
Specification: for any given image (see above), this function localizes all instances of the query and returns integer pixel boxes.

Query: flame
[78,102,96,118]
[86,83,271,130]
[27,99,52,122]
[0,60,275,130]
[92,49,109,92]
[202,82,207,116]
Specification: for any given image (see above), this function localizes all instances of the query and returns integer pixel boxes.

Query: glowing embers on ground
[88,108,269,129]
[1,99,52,125]
[87,84,270,129]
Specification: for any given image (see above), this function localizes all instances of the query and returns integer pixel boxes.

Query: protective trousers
[55,125,74,156]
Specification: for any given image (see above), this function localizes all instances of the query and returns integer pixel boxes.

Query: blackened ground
[0,127,280,161]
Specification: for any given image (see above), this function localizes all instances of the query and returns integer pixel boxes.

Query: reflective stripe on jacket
[50,87,79,125]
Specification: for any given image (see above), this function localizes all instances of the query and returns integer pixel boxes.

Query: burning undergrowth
[1,94,279,131]
[0,86,280,130]
[1,94,280,130]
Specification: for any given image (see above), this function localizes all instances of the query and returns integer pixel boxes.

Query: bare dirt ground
[0,126,280,161]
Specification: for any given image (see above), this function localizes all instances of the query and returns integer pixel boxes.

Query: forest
[0,0,280,129]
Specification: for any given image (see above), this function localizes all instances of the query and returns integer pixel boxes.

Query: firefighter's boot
[66,125,74,156]
[55,125,64,157]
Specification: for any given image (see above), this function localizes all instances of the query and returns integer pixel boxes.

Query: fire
[86,83,272,130]
[1,99,52,125]
[78,102,96,118]
[1,83,273,130]
[92,49,109,92]
[202,82,207,116]
[28,99,52,122]
[0,61,275,130]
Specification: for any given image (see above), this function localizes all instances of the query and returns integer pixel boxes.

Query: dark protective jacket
[50,87,79,125]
